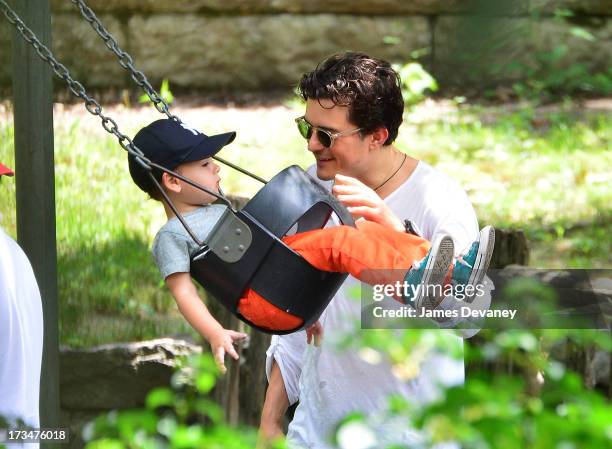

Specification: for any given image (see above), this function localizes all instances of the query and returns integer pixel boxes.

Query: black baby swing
[2,0,354,334]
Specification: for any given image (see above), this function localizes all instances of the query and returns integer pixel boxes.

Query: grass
[399,101,611,268]
[0,98,610,347]
[403,105,611,229]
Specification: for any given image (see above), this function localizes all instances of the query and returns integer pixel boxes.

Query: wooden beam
[10,0,59,445]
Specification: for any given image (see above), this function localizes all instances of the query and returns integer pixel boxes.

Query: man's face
[303,99,370,181]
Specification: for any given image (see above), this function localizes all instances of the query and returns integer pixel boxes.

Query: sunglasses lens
[316,130,332,148]
[297,119,312,140]
[296,118,332,147]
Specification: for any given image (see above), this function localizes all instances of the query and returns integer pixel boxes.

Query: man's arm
[259,326,308,445]
[259,360,289,443]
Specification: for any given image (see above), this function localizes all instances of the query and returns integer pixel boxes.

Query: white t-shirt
[266,161,479,449]
[0,225,44,447]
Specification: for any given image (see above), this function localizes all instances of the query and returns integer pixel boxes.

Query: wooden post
[207,195,273,426]
[10,0,59,445]
[238,328,271,426]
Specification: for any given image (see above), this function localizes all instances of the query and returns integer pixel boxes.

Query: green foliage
[84,353,285,449]
[332,294,612,449]
[511,59,612,101]
[139,79,174,106]
[404,104,612,245]
[509,10,612,100]
[393,62,438,107]
[424,331,611,449]
[412,371,611,449]
[529,222,612,269]
[81,319,611,448]
[382,35,437,107]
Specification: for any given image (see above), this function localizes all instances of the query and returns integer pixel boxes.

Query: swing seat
[190,165,355,334]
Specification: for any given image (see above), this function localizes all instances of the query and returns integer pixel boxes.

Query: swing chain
[0,0,149,165]
[70,0,269,185]
[70,0,180,123]
[1,0,239,249]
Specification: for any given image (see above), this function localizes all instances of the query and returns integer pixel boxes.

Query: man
[0,161,44,448]
[259,53,481,448]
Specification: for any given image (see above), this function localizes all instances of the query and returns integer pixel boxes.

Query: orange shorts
[237,221,431,331]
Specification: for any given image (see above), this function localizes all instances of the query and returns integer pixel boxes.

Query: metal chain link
[70,0,269,186]
[0,0,237,246]
[0,0,150,168]
[71,0,181,123]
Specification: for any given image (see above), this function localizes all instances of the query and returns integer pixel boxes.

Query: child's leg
[236,222,460,332]
[451,226,496,295]
[237,222,433,331]
[282,221,431,285]
[237,289,303,331]
[237,222,431,332]
[285,222,455,308]
[354,220,431,256]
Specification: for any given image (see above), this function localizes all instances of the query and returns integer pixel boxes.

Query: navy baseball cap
[128,119,236,194]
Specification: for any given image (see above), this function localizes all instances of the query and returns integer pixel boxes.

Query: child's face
[174,157,222,205]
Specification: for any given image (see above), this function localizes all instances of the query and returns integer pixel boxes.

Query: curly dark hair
[297,52,404,145]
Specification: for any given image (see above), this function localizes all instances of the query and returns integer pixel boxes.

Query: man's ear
[369,127,389,149]
[161,171,182,193]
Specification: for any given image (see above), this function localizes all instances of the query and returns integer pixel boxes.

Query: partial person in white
[258,52,481,449]
[0,161,44,449]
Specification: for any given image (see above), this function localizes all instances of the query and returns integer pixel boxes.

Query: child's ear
[161,172,182,193]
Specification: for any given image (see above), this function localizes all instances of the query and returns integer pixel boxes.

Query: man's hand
[208,328,248,374]
[306,320,323,346]
[332,174,404,232]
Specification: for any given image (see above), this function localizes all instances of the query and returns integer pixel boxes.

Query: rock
[490,265,608,291]
[60,409,100,449]
[51,0,467,15]
[486,265,609,333]
[433,16,534,85]
[52,0,273,14]
[531,0,612,15]
[491,229,529,268]
[266,0,466,14]
[532,18,612,74]
[51,13,127,87]
[4,2,610,91]
[0,11,126,89]
[591,349,611,393]
[60,338,202,410]
[128,14,429,90]
[49,0,612,16]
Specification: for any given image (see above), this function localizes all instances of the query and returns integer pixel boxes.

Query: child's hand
[209,328,248,374]
[332,174,404,232]
[306,320,323,346]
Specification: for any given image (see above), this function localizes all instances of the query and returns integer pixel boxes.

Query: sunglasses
[295,116,362,148]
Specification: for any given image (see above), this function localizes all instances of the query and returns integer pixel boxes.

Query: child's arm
[165,272,247,373]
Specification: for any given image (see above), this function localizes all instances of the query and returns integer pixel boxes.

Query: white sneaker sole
[467,226,495,287]
[415,235,454,310]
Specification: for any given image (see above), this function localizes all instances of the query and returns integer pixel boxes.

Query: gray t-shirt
[152,204,226,279]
